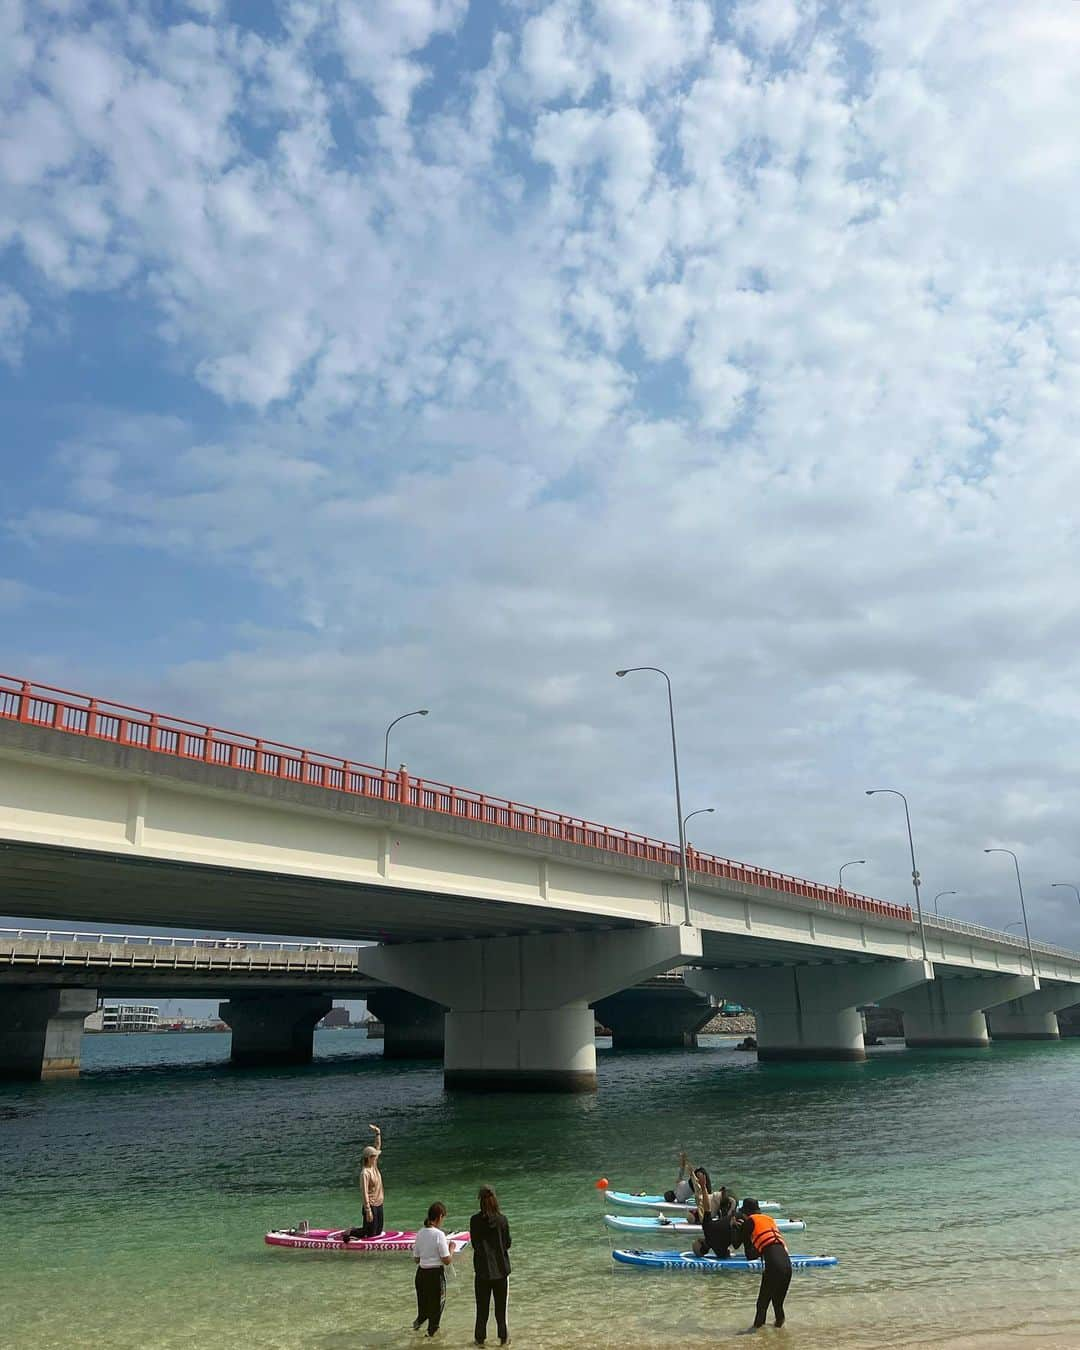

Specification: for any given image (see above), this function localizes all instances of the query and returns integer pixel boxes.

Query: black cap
[741,1197,760,1214]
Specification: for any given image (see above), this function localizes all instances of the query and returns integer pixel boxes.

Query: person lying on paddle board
[664,1150,699,1203]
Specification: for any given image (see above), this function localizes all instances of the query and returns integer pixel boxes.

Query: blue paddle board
[604,1213,805,1235]
[612,1249,837,1272]
[606,1190,782,1215]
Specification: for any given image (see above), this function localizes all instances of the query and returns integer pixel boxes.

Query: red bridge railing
[0,675,913,924]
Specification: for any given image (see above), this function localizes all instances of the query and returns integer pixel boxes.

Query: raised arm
[686,1161,709,1216]
[369,1123,382,1154]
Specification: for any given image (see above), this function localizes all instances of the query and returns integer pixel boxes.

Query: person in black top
[732,1198,792,1330]
[687,1164,737,1259]
[469,1185,512,1347]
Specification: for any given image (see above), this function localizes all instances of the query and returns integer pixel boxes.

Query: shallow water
[2,1030,1079,1349]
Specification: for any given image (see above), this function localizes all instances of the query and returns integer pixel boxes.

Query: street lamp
[1004,921,1024,933]
[682,808,715,894]
[683,807,715,834]
[616,666,693,927]
[1051,882,1080,907]
[383,709,430,776]
[865,789,928,961]
[984,848,1036,977]
[933,890,957,916]
[838,859,866,891]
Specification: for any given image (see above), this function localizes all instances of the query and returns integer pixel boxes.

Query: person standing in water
[412,1202,453,1337]
[734,1197,792,1330]
[470,1185,512,1346]
[359,1123,384,1237]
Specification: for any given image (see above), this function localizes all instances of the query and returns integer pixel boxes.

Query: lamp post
[984,848,1036,977]
[933,890,957,916]
[616,666,693,926]
[838,859,866,892]
[683,807,715,835]
[683,807,714,883]
[383,709,430,777]
[865,788,928,961]
[1051,882,1080,907]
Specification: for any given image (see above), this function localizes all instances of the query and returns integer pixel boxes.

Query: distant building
[85,1002,160,1032]
[320,1005,350,1028]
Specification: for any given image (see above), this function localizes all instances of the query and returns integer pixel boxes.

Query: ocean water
[2,1030,1079,1349]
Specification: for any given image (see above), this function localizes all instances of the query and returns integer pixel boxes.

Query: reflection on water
[3,1030,1080,1349]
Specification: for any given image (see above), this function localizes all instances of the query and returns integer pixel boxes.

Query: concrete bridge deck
[0,929,384,996]
[2,675,1079,1087]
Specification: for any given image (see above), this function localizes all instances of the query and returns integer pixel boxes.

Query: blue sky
[4,0,1080,978]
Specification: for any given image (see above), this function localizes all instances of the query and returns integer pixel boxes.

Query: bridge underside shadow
[0,839,643,944]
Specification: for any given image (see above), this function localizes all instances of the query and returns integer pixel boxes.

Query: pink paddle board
[265,1227,470,1254]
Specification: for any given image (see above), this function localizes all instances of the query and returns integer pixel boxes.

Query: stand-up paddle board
[604,1213,805,1235]
[605,1190,783,1216]
[612,1248,836,1272]
[265,1227,470,1254]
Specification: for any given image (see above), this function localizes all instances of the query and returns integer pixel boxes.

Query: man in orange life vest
[734,1197,792,1330]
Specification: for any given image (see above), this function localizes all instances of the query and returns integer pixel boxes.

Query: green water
[3,1031,1079,1349]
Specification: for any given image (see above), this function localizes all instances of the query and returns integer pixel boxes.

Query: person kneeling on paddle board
[734,1198,792,1330]
[687,1165,737,1259]
[342,1124,384,1242]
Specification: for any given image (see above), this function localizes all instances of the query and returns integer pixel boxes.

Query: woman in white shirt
[412,1202,453,1338]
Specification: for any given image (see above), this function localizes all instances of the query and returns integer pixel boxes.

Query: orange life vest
[745,1213,786,1253]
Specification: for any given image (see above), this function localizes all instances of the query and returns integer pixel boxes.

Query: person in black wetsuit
[470,1185,511,1347]
[734,1197,792,1330]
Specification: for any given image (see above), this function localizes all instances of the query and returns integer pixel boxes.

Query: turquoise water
[3,1031,1080,1349]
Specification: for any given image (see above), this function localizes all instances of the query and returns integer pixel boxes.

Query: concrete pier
[445,1004,596,1091]
[987,983,1080,1040]
[890,975,1036,1048]
[219,993,332,1066]
[365,989,445,1059]
[686,960,932,1062]
[355,925,702,1091]
[988,1008,1060,1040]
[1058,1004,1080,1037]
[0,987,97,1080]
[592,981,715,1049]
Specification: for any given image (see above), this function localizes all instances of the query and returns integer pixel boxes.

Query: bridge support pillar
[592,982,715,1049]
[366,989,445,1059]
[686,960,932,1062]
[891,975,1037,1048]
[220,993,332,1067]
[356,925,702,1091]
[987,983,1078,1041]
[0,987,98,1081]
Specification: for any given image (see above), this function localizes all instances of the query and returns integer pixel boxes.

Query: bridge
[0,928,718,1074]
[2,674,1079,1088]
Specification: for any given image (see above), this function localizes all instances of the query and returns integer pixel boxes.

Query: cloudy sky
[3,0,1080,950]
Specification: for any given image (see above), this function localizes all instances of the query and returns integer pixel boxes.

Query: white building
[85,1002,160,1032]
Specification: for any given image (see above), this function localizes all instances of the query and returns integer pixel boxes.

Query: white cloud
[731,0,808,51]
[5,1,1080,945]
[334,0,468,121]
[520,0,711,103]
